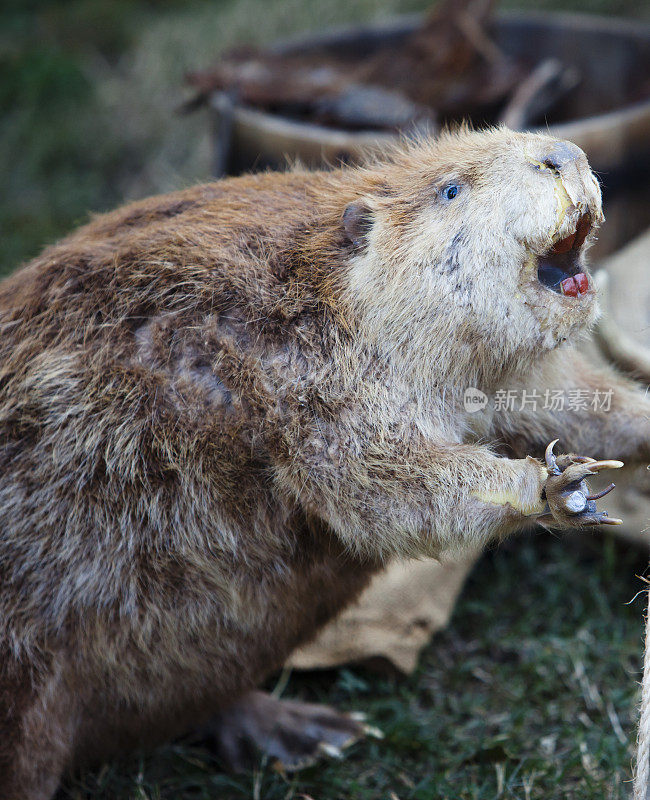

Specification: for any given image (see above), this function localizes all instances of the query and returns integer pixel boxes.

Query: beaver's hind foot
[205,689,381,772]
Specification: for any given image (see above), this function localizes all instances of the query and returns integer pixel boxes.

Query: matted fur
[0,128,648,798]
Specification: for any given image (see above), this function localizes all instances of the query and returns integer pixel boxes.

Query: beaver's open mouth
[537,213,593,297]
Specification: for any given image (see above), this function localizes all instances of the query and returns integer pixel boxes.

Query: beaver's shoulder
[0,169,352,356]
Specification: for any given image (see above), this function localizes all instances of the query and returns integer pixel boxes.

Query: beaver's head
[341,127,603,388]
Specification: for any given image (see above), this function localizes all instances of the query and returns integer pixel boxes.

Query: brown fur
[0,127,648,798]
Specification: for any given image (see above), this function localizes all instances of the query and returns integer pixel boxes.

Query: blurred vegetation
[1,0,648,275]
[2,1,649,798]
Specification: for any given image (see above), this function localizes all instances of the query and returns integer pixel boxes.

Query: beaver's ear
[342,200,373,247]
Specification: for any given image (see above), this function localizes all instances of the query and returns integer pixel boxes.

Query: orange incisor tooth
[560,276,578,296]
[574,273,588,294]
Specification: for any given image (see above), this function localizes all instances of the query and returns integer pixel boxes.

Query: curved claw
[536,511,623,527]
[545,439,561,474]
[583,512,624,526]
[318,742,344,759]
[597,516,623,526]
[587,460,625,473]
[586,483,616,501]
[362,724,385,740]
[572,456,597,464]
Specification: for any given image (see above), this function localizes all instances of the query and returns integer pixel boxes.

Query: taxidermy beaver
[1,127,648,799]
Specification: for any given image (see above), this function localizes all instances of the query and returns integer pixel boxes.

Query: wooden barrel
[209,11,650,176]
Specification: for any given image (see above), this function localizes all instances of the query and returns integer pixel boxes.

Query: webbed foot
[205,689,381,772]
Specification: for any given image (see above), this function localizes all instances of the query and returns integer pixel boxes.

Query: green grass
[3,2,650,797]
[60,532,647,799]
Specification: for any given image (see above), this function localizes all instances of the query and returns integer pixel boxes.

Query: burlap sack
[587,229,650,545]
[288,229,650,674]
[287,552,478,674]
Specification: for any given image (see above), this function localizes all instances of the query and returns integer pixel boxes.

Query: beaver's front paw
[538,439,624,528]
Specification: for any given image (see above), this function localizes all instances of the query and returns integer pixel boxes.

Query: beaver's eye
[442,184,459,201]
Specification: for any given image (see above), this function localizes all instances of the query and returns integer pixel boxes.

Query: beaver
[1,127,648,799]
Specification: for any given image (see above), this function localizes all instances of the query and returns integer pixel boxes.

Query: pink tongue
[560,273,588,297]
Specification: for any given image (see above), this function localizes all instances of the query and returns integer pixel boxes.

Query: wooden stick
[499,58,578,130]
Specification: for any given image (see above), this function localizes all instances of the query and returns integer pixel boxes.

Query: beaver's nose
[540,141,584,173]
